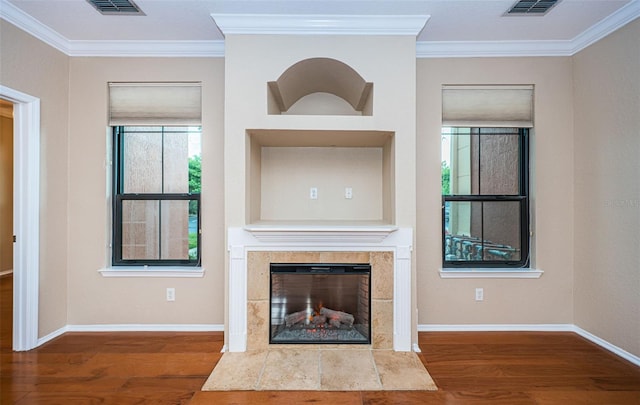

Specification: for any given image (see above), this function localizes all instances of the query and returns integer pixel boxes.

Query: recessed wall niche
[267,58,373,116]
[247,129,395,225]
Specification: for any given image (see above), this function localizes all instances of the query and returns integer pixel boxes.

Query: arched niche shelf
[268,58,373,116]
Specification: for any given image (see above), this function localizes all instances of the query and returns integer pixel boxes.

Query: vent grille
[86,0,144,15]
[507,0,560,15]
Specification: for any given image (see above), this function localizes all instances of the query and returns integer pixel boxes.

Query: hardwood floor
[2,274,639,404]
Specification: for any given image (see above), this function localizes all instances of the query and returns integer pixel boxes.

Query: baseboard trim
[34,323,639,367]
[419,324,640,367]
[572,326,640,367]
[419,324,575,332]
[36,324,224,347]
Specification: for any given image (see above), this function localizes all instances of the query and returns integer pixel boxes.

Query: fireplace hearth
[270,263,371,344]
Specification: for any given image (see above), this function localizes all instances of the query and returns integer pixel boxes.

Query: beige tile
[246,300,269,350]
[258,349,320,390]
[320,349,382,391]
[319,251,371,264]
[247,251,271,300]
[201,350,268,391]
[269,251,321,263]
[371,300,393,349]
[372,350,438,391]
[371,251,394,299]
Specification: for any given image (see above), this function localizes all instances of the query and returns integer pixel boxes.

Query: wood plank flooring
[2,274,639,404]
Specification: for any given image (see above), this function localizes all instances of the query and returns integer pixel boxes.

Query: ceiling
[1,0,639,57]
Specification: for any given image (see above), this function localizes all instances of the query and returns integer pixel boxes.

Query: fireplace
[269,263,371,344]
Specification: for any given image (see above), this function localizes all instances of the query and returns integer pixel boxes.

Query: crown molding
[416,0,640,58]
[416,40,574,58]
[569,0,640,54]
[65,40,225,57]
[211,13,430,36]
[1,0,638,58]
[0,0,70,54]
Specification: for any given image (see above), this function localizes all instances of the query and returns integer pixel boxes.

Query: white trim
[227,227,414,352]
[98,267,205,278]
[569,0,640,55]
[66,40,225,58]
[37,323,639,368]
[1,86,40,352]
[419,324,574,332]
[244,223,399,244]
[439,269,544,279]
[0,0,69,54]
[211,14,430,37]
[573,326,640,368]
[420,324,640,367]
[37,326,68,346]
[2,0,638,58]
[416,40,574,58]
[66,324,224,332]
[36,324,224,346]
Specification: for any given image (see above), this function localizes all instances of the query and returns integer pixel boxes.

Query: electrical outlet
[166,287,176,302]
[345,187,353,199]
[475,288,484,301]
[310,187,318,200]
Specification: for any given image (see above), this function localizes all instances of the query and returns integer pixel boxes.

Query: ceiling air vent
[507,0,560,15]
[86,0,145,15]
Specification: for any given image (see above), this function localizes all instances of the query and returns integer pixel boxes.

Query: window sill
[439,268,543,279]
[99,266,205,278]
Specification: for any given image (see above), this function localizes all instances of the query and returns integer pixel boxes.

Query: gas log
[283,307,355,328]
[320,307,354,327]
[284,310,308,327]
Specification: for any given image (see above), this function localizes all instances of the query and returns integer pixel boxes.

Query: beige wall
[224,34,417,229]
[0,107,13,271]
[416,57,575,325]
[67,57,225,325]
[259,147,384,221]
[0,20,70,337]
[573,19,640,357]
[3,16,638,359]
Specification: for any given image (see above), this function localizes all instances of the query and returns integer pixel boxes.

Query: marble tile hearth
[202,348,437,391]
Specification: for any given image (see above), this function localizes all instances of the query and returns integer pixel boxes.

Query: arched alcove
[268,58,373,115]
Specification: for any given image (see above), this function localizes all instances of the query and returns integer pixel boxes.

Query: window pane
[122,126,201,194]
[445,201,480,261]
[123,128,163,193]
[121,199,198,261]
[482,201,521,261]
[444,200,522,262]
[160,200,190,260]
[478,129,519,195]
[121,200,159,260]
[442,128,520,196]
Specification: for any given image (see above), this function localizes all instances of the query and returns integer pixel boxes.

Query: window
[442,127,529,268]
[112,126,201,266]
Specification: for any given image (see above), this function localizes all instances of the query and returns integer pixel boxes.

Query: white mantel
[227,226,414,352]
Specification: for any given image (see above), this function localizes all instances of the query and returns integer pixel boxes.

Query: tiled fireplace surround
[227,227,413,352]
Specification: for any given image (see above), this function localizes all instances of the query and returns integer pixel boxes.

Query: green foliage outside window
[441,161,450,195]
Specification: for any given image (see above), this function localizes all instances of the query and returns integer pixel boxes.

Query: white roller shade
[442,85,534,128]
[109,82,202,126]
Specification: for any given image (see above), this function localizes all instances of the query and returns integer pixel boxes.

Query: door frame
[0,85,40,351]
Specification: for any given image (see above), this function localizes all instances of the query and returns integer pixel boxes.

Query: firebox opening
[269,263,371,344]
